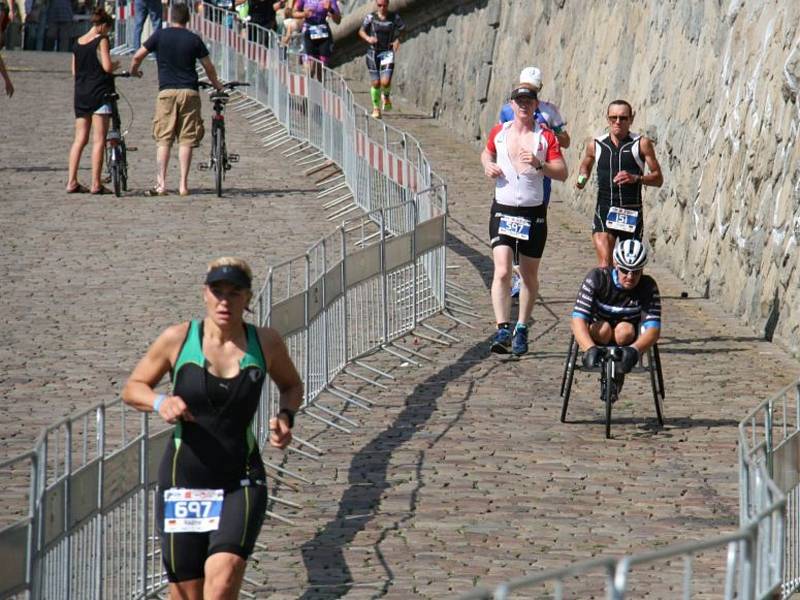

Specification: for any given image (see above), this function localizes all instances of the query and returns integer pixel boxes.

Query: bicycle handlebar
[198,81,250,90]
[598,346,624,361]
[113,71,133,78]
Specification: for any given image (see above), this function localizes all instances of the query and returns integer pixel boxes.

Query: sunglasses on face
[617,267,643,276]
[608,115,631,122]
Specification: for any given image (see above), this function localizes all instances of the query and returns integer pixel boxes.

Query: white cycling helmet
[613,239,648,270]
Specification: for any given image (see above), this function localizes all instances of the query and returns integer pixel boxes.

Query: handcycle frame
[103,71,134,197]
[198,80,249,197]
[560,335,665,438]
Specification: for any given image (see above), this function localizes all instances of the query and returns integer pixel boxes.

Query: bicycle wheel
[213,129,223,197]
[604,360,613,439]
[120,143,128,192]
[110,147,122,197]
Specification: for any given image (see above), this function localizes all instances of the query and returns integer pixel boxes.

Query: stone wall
[335,0,800,357]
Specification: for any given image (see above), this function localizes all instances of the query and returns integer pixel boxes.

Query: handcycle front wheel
[604,359,614,439]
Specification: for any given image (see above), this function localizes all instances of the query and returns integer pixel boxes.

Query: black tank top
[158,320,268,490]
[73,35,114,118]
[594,133,644,207]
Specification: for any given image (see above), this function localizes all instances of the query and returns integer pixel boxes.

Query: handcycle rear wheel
[560,336,578,422]
[649,348,665,426]
[213,128,223,197]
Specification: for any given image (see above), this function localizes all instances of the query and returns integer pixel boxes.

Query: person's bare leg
[156,144,171,192]
[613,322,636,346]
[491,245,514,325]
[67,118,91,190]
[589,321,613,346]
[168,578,203,600]
[178,145,193,195]
[90,114,110,192]
[593,232,616,268]
[203,553,247,600]
[516,254,541,325]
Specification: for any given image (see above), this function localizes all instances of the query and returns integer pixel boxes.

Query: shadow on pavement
[298,338,494,599]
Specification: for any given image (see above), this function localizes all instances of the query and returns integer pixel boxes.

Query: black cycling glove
[621,346,640,373]
[581,346,602,369]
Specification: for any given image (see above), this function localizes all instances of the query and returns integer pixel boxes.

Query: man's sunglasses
[617,266,643,276]
[608,115,631,122]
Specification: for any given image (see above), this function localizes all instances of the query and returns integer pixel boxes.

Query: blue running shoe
[512,324,529,356]
[490,327,512,354]
[510,272,521,298]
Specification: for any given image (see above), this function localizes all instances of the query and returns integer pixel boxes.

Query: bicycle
[104,71,137,197]
[198,81,249,197]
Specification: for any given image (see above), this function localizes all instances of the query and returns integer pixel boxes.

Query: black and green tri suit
[156,319,268,582]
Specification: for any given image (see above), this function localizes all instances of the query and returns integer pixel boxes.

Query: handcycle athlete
[358,0,405,119]
[570,239,661,400]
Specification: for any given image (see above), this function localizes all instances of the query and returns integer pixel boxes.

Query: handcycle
[560,335,665,439]
[104,71,137,197]
[198,80,249,197]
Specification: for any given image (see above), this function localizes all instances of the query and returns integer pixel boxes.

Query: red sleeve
[485,123,503,154]
[543,129,562,162]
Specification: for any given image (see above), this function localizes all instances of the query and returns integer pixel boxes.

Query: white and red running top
[485,121,562,208]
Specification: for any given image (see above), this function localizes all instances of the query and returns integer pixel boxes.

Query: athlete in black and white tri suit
[571,239,661,393]
[358,0,404,119]
[481,83,568,357]
[575,100,663,267]
[123,257,303,599]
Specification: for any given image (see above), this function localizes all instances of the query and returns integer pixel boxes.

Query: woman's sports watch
[277,408,296,428]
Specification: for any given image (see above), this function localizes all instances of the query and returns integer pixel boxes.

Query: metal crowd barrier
[0,5,449,599]
[190,4,446,434]
[110,1,136,55]
[460,379,800,600]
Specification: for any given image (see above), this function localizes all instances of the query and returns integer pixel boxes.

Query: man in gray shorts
[130,3,223,196]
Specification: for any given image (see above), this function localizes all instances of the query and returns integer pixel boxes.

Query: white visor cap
[519,66,543,90]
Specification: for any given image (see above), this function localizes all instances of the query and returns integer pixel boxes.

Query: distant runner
[358,0,404,119]
[575,99,663,267]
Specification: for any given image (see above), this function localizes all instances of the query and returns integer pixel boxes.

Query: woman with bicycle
[122,257,303,598]
[67,7,118,194]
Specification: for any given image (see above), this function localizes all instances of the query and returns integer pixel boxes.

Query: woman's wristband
[153,394,166,413]
[277,408,296,428]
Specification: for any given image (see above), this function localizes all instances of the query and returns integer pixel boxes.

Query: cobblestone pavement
[0,51,328,460]
[1,51,799,598]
